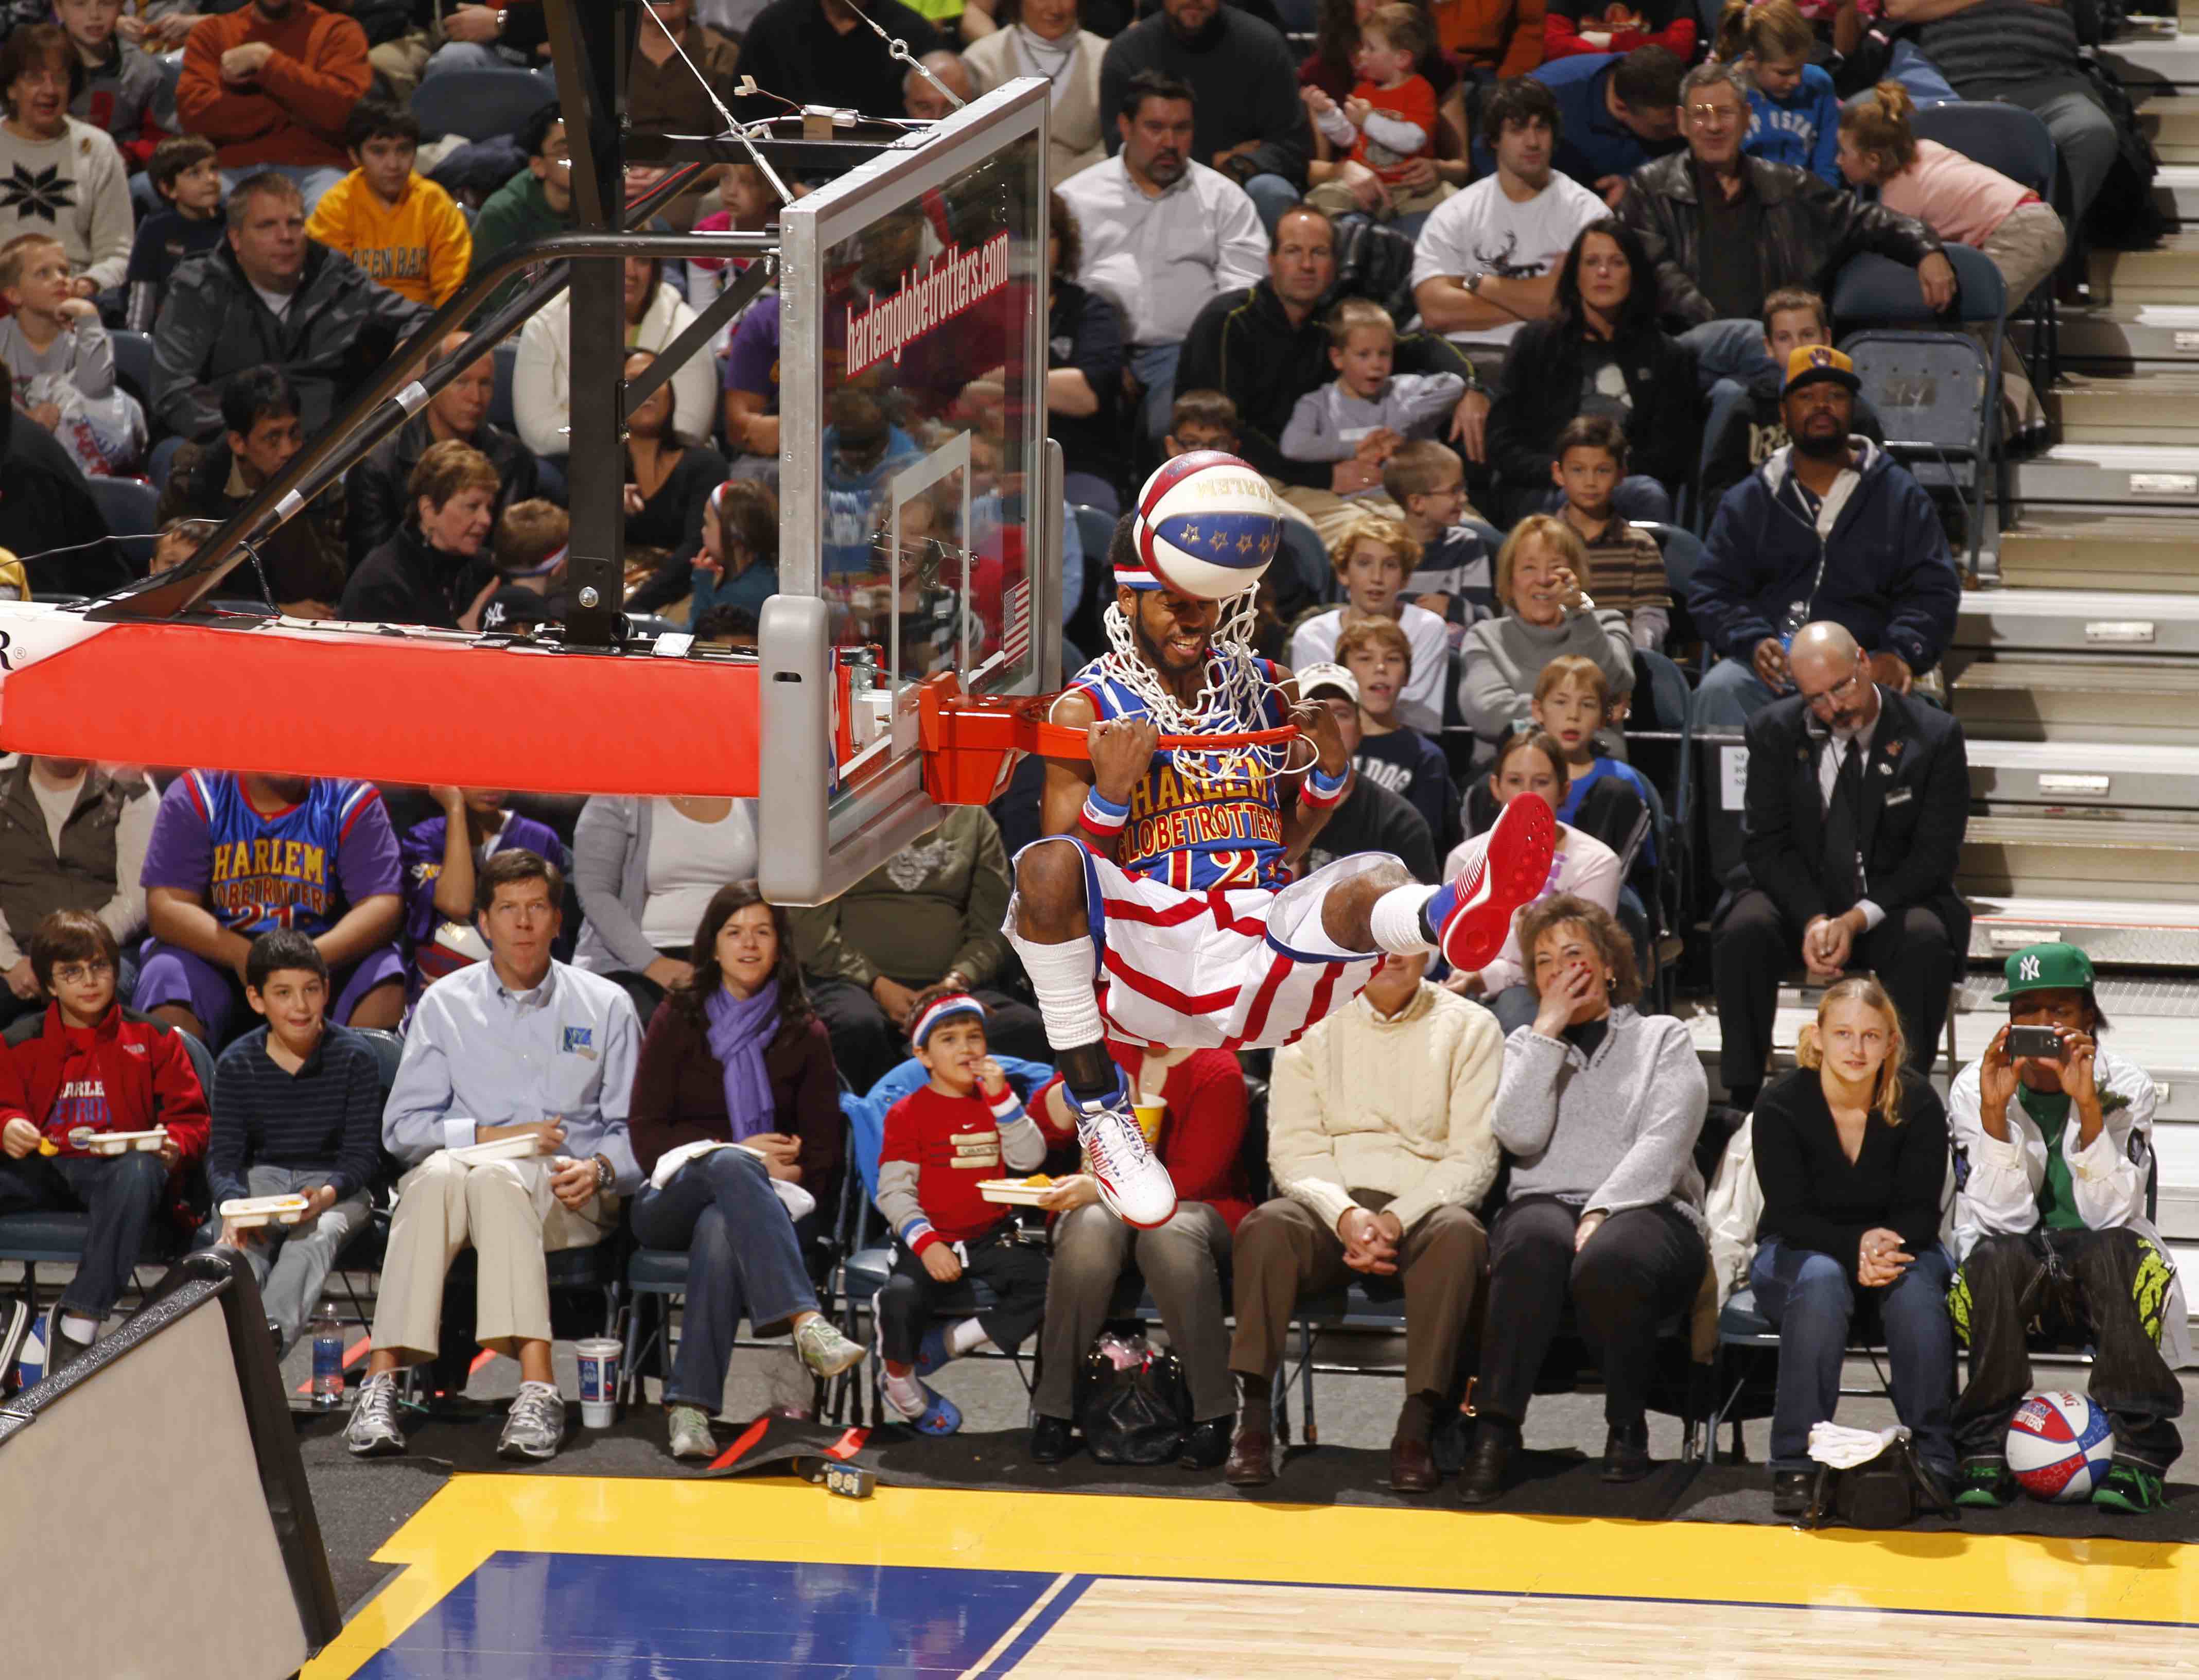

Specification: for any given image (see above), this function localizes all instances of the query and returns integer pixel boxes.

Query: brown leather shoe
[1388,1435,1438,1494]
[1224,1423,1277,1486]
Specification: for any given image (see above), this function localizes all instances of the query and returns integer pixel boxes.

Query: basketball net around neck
[1097,588,1296,773]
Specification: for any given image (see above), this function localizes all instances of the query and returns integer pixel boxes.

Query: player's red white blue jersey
[1066,654,1290,891]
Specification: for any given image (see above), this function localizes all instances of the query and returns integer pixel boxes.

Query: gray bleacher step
[2155,163,2199,222]
[2048,369,2199,439]
[1956,586,2199,655]
[1951,656,2199,742]
[1966,739,2199,809]
[1961,814,2199,903]
[2089,236,2199,301]
[2048,301,2199,364]
[1967,894,2199,967]
[2009,442,2199,505]
[2139,97,2199,162]
[2102,32,2199,89]
[1996,512,2199,590]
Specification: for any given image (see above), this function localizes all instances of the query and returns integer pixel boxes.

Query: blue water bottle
[310,1300,344,1408]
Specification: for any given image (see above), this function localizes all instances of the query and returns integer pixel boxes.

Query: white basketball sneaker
[1072,1080,1177,1229]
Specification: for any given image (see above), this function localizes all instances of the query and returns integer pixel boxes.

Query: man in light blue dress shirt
[346,849,642,1462]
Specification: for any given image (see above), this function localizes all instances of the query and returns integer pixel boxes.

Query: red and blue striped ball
[2006,1389,2115,1501]
[1128,451,1281,602]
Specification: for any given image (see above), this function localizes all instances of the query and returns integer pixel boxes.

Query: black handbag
[1075,1334,1192,1465]
[1803,1431,1957,1529]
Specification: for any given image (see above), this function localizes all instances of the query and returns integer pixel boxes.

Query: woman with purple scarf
[629,881,867,1461]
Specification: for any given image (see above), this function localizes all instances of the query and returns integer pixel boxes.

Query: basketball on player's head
[1127,451,1281,601]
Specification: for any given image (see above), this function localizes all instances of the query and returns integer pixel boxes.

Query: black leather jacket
[1616,153,1944,329]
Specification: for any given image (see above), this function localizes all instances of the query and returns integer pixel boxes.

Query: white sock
[1369,885,1439,956]
[947,1317,992,1357]
[1009,926,1106,1050]
[60,1313,98,1346]
[883,1370,927,1413]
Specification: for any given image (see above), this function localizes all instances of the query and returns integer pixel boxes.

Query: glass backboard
[760,79,1055,905]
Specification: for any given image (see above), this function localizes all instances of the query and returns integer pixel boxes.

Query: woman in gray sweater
[1461,892,1707,1504]
[1457,515,1634,761]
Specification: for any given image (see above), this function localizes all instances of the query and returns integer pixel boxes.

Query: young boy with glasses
[0,908,211,1369]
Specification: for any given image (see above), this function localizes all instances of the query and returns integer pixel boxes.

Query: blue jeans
[1242,172,1300,237]
[221,164,346,217]
[423,41,558,80]
[1681,319,1780,400]
[0,1149,167,1320]
[1131,341,1182,457]
[1749,1235,1958,1476]
[1690,655,1780,731]
[629,1146,819,1414]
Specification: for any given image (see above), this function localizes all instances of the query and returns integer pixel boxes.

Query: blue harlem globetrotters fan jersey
[138,773,403,938]
[1067,655,1292,891]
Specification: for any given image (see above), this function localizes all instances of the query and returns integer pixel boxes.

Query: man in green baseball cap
[1944,939,2187,1513]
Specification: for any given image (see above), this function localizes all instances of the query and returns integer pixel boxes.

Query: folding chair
[1833,247,2009,580]
[1907,100,2060,396]
[109,328,154,411]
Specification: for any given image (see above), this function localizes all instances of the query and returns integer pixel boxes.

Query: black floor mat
[1672,1462,2199,1543]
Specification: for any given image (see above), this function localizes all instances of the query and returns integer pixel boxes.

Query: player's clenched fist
[1087,717,1161,805]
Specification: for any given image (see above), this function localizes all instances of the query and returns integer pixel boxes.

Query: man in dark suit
[1713,620,1970,1109]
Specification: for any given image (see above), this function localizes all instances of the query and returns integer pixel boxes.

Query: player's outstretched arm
[1039,688,1157,863]
[1275,665,1352,867]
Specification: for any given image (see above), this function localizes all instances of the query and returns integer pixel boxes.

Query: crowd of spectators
[0,0,2182,1517]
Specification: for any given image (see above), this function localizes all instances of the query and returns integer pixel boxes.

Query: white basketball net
[1097,587,1301,774]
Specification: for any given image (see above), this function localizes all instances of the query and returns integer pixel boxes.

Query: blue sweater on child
[1744,65,1840,185]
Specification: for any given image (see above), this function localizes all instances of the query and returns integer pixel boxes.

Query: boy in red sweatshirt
[873,987,1050,1434]
[0,909,210,1369]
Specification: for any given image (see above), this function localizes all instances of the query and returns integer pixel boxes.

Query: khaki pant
[372,1152,616,1364]
[1978,199,2068,434]
[1279,486,1408,551]
[1228,1193,1487,1397]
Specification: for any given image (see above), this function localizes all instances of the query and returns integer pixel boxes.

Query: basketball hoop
[917,673,1304,806]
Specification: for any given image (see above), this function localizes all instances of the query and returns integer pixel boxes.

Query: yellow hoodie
[305,169,472,308]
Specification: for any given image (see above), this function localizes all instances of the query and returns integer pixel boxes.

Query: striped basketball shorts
[1005,839,1400,1052]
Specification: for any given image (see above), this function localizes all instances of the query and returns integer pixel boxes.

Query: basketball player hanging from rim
[1005,453,1560,1228]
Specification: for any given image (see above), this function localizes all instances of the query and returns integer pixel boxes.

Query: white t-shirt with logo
[1409,171,1607,351]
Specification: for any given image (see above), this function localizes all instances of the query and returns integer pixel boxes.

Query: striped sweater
[1917,0,2085,94]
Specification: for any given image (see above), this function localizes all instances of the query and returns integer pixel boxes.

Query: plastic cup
[574,1337,621,1427]
[1130,1100,1165,1146]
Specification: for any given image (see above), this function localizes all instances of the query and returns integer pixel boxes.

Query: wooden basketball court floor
[302,1475,2199,1677]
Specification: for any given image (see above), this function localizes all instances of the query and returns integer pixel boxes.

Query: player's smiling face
[1124,586,1217,676]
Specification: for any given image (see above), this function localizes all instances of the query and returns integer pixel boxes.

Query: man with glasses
[465,104,575,326]
[1710,618,1970,1112]
[1615,61,1950,405]
[0,909,212,1371]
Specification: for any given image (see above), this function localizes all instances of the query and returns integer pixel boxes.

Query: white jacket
[1267,981,1503,1235]
[1947,1046,2189,1369]
[513,281,718,457]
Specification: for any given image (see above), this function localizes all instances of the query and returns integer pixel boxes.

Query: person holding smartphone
[1944,941,2189,1514]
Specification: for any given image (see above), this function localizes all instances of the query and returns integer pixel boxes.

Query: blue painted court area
[352,1553,1063,1678]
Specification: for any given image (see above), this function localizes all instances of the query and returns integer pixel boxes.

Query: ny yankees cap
[1992,940,2096,1002]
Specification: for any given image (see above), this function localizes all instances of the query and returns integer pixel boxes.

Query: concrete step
[2089,236,2199,303]
[1952,656,2199,743]
[2139,96,2199,162]
[1967,738,2199,808]
[2048,369,2199,439]
[1996,512,2199,590]
[1967,894,2199,967]
[2101,33,2199,91]
[2010,442,2199,505]
[1960,814,2199,901]
[2048,301,2199,364]
[1955,586,2199,655]
[2157,162,2199,222]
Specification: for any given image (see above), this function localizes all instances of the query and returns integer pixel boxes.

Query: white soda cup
[574,1337,621,1427]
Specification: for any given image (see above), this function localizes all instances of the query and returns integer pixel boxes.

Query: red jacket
[1542,5,1696,60]
[1,1002,211,1162]
[176,1,371,170]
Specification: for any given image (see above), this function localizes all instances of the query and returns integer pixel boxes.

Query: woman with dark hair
[338,439,499,629]
[619,346,729,594]
[629,881,865,1461]
[1044,190,1126,513]
[1461,892,1708,1502]
[1484,218,1697,522]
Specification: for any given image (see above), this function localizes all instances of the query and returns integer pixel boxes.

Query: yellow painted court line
[300,1473,2199,1677]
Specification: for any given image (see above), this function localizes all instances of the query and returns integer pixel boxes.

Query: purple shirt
[139,773,403,938]
[723,292,780,400]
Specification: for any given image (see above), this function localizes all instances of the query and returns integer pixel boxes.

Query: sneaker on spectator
[667,1404,716,1462]
[792,1315,866,1380]
[883,1375,963,1436]
[498,1379,566,1461]
[2093,1462,2166,1514]
[345,1371,408,1458]
[1953,1458,2015,1509]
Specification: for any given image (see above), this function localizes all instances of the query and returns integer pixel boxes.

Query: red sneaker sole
[1441,795,1558,971]
[1095,1179,1178,1231]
